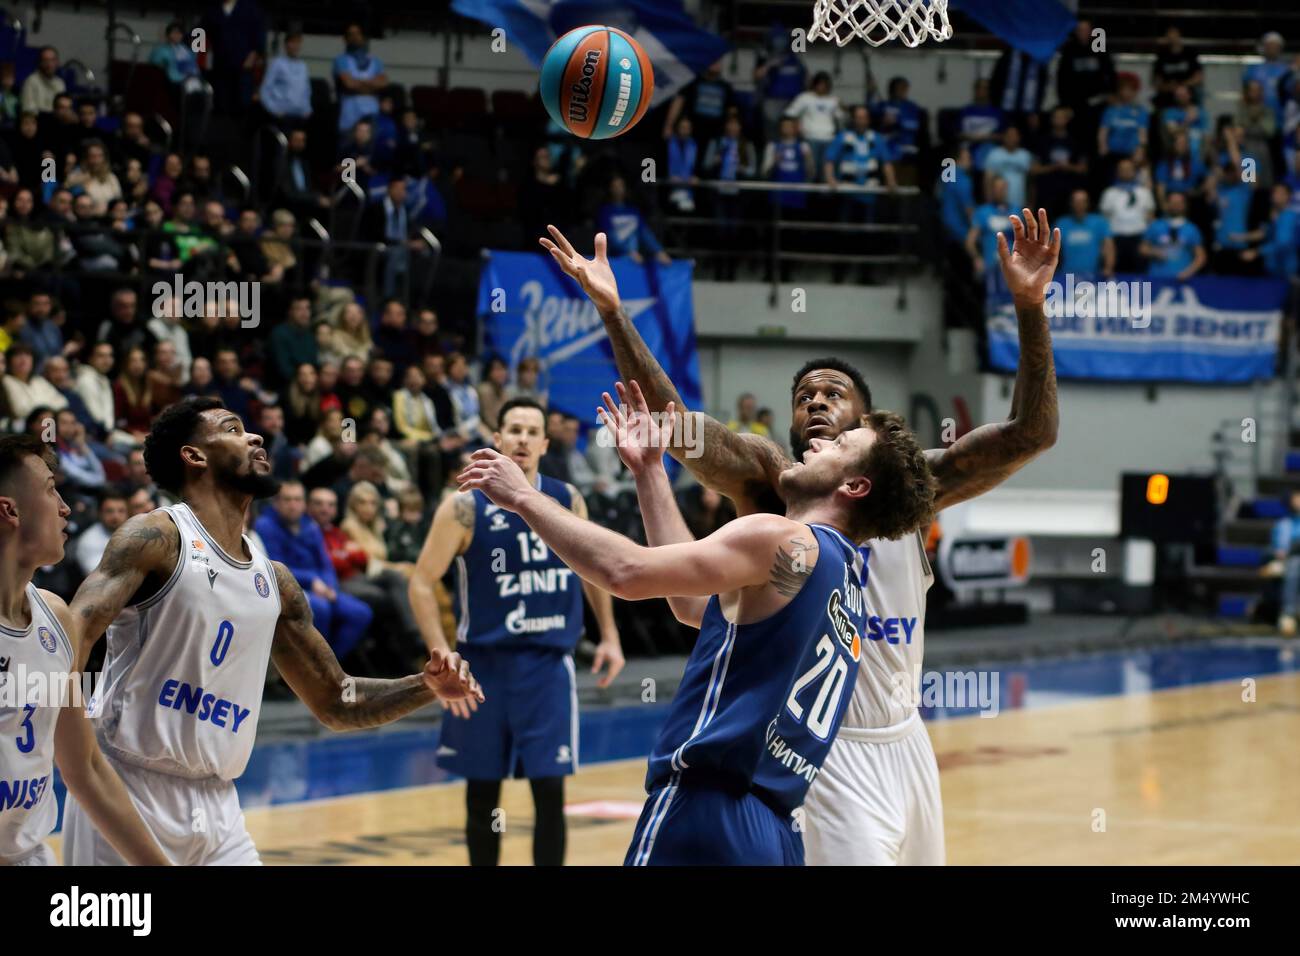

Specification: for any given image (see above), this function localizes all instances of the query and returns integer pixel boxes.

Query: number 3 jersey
[87,503,282,781]
[452,474,585,651]
[645,524,867,816]
[0,585,74,862]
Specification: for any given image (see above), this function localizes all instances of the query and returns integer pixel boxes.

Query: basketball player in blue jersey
[457,388,934,865]
[541,211,1059,865]
[0,435,169,866]
[60,397,481,865]
[409,397,624,866]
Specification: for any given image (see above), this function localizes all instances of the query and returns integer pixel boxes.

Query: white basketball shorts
[803,710,945,865]
[62,756,260,866]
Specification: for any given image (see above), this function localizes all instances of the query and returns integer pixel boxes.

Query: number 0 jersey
[87,503,282,781]
[0,585,74,862]
[645,524,867,817]
[452,474,585,652]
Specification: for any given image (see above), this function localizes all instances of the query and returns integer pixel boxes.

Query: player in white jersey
[540,209,1060,864]
[0,435,168,866]
[61,397,482,865]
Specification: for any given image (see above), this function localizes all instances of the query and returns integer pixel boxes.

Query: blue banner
[478,250,701,433]
[451,0,730,107]
[986,274,1286,383]
[951,0,1075,64]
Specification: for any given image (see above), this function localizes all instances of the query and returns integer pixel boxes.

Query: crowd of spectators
[946,24,1300,290]
[7,8,1300,671]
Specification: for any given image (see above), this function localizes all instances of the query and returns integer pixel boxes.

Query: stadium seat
[439,132,496,177]
[1215,545,1265,567]
[491,89,535,123]
[446,87,492,134]
[410,85,448,125]
[1216,593,1257,619]
[110,60,177,127]
[490,90,545,139]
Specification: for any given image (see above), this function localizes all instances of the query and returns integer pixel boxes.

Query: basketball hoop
[809,0,953,48]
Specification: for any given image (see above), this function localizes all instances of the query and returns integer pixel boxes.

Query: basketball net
[809,0,953,47]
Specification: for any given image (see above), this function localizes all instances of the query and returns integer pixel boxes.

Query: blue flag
[987,274,1285,383]
[451,0,729,105]
[478,250,702,437]
[952,0,1076,64]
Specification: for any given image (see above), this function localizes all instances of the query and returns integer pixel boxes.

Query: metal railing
[648,177,925,305]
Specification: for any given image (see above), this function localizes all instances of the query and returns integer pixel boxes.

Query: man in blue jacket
[254,479,371,658]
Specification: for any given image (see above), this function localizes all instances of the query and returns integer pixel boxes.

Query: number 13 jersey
[88,503,282,781]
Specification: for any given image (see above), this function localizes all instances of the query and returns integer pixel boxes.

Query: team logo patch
[488,512,510,532]
[37,626,58,654]
[254,572,270,598]
[192,538,205,550]
[827,590,862,662]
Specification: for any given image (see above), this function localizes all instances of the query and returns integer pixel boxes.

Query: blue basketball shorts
[437,645,578,781]
[624,775,805,866]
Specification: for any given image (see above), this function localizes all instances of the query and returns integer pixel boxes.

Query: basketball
[539,25,654,139]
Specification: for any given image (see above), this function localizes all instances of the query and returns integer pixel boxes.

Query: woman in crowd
[340,480,424,667]
[332,302,374,362]
[65,140,123,216]
[112,346,157,444]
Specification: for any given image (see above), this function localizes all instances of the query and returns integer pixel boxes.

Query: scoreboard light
[1146,474,1170,505]
[1120,473,1217,544]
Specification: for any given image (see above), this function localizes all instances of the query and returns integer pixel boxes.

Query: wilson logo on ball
[540,25,654,140]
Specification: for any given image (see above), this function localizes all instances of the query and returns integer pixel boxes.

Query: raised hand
[999,208,1061,307]
[597,380,675,478]
[456,448,535,511]
[539,225,623,314]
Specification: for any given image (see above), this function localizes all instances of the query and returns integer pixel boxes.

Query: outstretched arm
[270,561,482,731]
[457,448,792,602]
[598,382,708,627]
[540,225,790,515]
[69,511,180,668]
[927,208,1060,510]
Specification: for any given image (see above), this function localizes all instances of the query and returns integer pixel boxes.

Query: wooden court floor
[48,672,1300,865]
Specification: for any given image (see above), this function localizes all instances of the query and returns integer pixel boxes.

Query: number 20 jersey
[645,524,866,816]
[87,503,282,781]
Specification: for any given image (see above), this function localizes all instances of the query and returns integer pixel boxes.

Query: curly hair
[848,410,936,542]
[142,396,226,495]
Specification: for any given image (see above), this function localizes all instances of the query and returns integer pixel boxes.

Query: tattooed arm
[540,225,791,515]
[927,208,1060,511]
[69,511,180,668]
[270,561,481,732]
[458,447,809,602]
[408,491,474,656]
